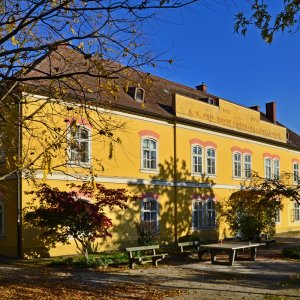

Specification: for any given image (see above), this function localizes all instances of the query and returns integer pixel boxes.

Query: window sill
[232,176,252,181]
[140,168,159,174]
[192,227,216,231]
[67,162,92,168]
[191,172,203,177]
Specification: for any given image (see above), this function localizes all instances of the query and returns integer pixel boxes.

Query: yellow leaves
[11,36,18,46]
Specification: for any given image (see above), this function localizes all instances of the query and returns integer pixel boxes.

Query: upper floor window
[192,198,216,230]
[192,145,203,174]
[264,158,272,179]
[293,162,299,183]
[264,157,280,180]
[68,125,91,164]
[294,201,300,222]
[206,148,216,176]
[141,197,158,232]
[233,152,242,177]
[135,88,145,102]
[273,159,280,179]
[244,154,252,178]
[0,200,4,237]
[142,138,157,170]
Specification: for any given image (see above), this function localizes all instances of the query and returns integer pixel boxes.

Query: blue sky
[144,2,300,133]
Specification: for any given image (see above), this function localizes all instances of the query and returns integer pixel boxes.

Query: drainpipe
[17,96,22,259]
[173,112,178,243]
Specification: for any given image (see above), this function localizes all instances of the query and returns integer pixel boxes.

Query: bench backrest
[178,241,201,247]
[126,244,160,252]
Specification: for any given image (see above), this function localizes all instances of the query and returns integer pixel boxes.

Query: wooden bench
[125,245,168,269]
[177,241,206,259]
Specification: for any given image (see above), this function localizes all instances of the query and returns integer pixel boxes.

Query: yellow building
[0,47,300,257]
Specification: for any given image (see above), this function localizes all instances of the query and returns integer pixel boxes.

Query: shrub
[282,246,300,259]
[136,221,158,246]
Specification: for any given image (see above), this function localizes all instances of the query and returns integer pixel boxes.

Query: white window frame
[67,125,91,165]
[191,144,203,175]
[0,200,4,238]
[135,87,145,102]
[293,162,299,183]
[275,207,281,224]
[206,147,216,176]
[141,197,159,232]
[192,198,216,230]
[244,154,252,178]
[233,152,242,178]
[264,157,272,179]
[140,137,158,172]
[294,201,300,222]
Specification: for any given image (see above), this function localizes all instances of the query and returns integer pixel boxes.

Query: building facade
[0,48,300,257]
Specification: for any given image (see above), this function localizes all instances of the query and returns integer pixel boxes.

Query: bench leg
[210,250,217,264]
[129,259,136,269]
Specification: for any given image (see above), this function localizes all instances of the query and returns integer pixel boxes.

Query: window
[192,145,203,174]
[264,158,272,179]
[142,138,157,170]
[232,152,252,179]
[141,198,158,232]
[68,125,91,164]
[206,148,216,175]
[0,200,4,237]
[233,152,242,177]
[264,157,280,180]
[274,159,280,179]
[192,198,216,229]
[275,208,281,223]
[294,202,300,222]
[135,88,145,102]
[293,163,299,183]
[244,154,252,178]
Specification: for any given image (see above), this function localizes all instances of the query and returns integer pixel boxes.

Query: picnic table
[199,242,263,266]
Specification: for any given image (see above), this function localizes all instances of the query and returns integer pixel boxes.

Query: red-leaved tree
[24,182,131,259]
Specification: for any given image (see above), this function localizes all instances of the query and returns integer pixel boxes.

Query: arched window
[244,154,252,178]
[293,163,299,183]
[233,152,242,177]
[68,125,91,164]
[141,198,158,232]
[206,148,216,175]
[264,158,272,179]
[142,138,157,170]
[135,88,145,102]
[192,145,203,174]
[192,198,216,229]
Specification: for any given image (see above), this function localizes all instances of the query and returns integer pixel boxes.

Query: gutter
[17,99,22,259]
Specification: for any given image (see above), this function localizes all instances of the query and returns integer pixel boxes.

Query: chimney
[249,105,260,112]
[265,102,276,123]
[196,82,207,93]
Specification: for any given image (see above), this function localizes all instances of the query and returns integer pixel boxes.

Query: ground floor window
[141,197,158,232]
[275,208,281,223]
[294,201,300,222]
[192,198,216,229]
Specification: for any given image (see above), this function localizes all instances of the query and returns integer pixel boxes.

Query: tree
[234,1,300,43]
[0,0,197,182]
[24,182,131,259]
[222,173,299,241]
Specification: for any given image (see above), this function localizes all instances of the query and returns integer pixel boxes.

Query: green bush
[50,252,128,268]
[282,246,300,259]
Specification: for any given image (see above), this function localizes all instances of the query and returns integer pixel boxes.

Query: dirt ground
[0,233,300,300]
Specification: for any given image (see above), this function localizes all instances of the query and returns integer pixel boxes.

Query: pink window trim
[231,147,253,155]
[292,159,300,164]
[71,190,92,200]
[263,153,280,160]
[65,117,92,129]
[189,139,217,149]
[138,130,160,140]
[142,192,159,200]
[191,194,217,202]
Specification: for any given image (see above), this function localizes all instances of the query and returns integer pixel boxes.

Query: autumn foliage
[24,182,130,259]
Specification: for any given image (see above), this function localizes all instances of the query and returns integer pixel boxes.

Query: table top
[200,242,262,250]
